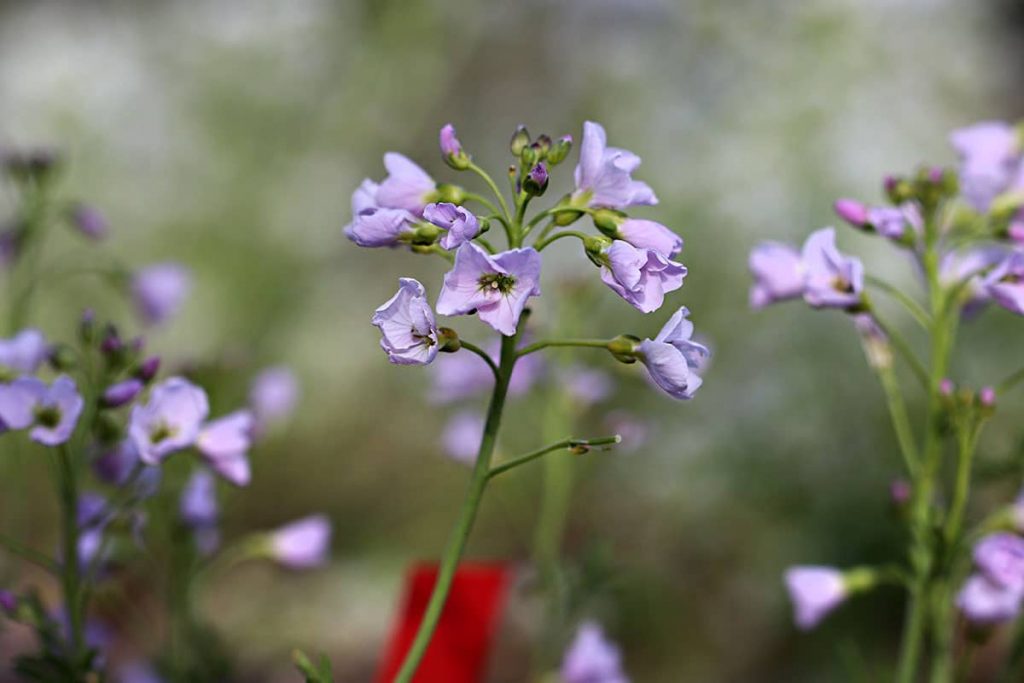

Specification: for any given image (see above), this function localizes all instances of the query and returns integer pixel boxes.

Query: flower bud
[437,327,461,353]
[67,202,108,240]
[410,222,441,246]
[592,208,624,237]
[833,199,869,229]
[535,134,552,156]
[520,143,539,168]
[523,163,549,196]
[509,125,530,157]
[979,386,997,413]
[439,124,471,171]
[583,235,613,267]
[79,308,96,345]
[1,147,61,184]
[547,135,573,165]
[136,355,160,382]
[890,479,911,507]
[100,325,123,355]
[0,589,16,616]
[939,378,954,396]
[607,334,641,364]
[102,378,143,408]
[48,344,77,372]
[434,183,466,205]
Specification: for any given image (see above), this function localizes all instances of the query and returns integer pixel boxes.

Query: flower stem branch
[876,365,920,475]
[457,340,499,379]
[870,313,928,388]
[467,163,512,229]
[866,275,932,330]
[516,338,610,358]
[463,193,502,220]
[55,445,85,669]
[534,230,590,252]
[997,366,1024,395]
[487,435,621,481]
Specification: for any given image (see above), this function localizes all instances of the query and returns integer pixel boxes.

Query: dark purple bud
[137,356,160,382]
[535,134,552,155]
[102,379,143,408]
[890,479,911,506]
[1,147,61,182]
[524,163,549,196]
[0,589,16,615]
[100,326,123,355]
[68,203,108,240]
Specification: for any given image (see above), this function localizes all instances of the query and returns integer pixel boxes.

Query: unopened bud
[439,124,471,171]
[583,235,613,267]
[607,334,641,364]
[523,163,549,196]
[939,378,954,397]
[410,222,441,246]
[437,327,461,353]
[102,378,143,408]
[520,143,539,168]
[79,308,96,345]
[0,590,16,615]
[434,183,466,205]
[67,202,108,240]
[48,344,77,372]
[547,135,572,165]
[592,209,624,237]
[136,355,160,382]
[833,199,869,229]
[979,386,997,410]
[509,125,530,157]
[535,134,552,156]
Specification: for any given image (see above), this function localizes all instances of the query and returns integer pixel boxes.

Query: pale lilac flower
[573,121,657,209]
[269,515,331,569]
[102,379,143,408]
[69,203,108,240]
[636,307,709,400]
[372,278,439,365]
[93,440,141,486]
[561,621,630,683]
[599,241,686,314]
[983,250,1024,315]
[196,410,254,486]
[940,246,1008,315]
[437,243,542,336]
[441,410,484,465]
[957,573,1023,624]
[801,228,864,309]
[975,533,1024,591]
[950,121,1022,212]
[77,493,110,567]
[866,204,921,240]
[344,206,417,247]
[0,328,48,374]
[561,365,614,406]
[614,219,682,258]
[748,242,804,309]
[375,153,436,214]
[248,366,299,425]
[423,203,480,250]
[0,375,84,445]
[439,124,463,158]
[180,469,218,528]
[784,566,848,630]
[429,339,542,402]
[128,377,209,464]
[132,263,191,326]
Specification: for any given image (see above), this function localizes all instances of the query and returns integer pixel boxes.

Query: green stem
[516,338,610,358]
[464,192,502,219]
[456,341,498,379]
[0,531,60,575]
[487,436,620,481]
[943,426,981,548]
[997,366,1024,395]
[467,162,512,229]
[534,230,590,252]
[866,275,931,330]
[870,311,929,389]
[876,364,920,475]
[55,446,85,671]
[392,333,519,683]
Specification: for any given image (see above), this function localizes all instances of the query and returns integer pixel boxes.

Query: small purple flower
[249,366,299,426]
[957,573,1023,624]
[598,241,686,314]
[561,365,614,407]
[68,203,108,240]
[939,378,955,396]
[132,263,191,326]
[524,163,549,195]
[196,410,255,486]
[439,124,463,158]
[0,328,48,375]
[437,243,542,336]
[573,121,657,209]
[940,246,1008,315]
[372,278,439,365]
[748,242,804,309]
[423,203,480,251]
[561,621,630,683]
[268,515,331,569]
[950,121,1022,212]
[784,566,847,630]
[636,307,709,400]
[801,228,864,309]
[180,469,218,528]
[974,533,1024,591]
[441,410,484,465]
[128,377,210,465]
[982,250,1024,315]
[614,219,682,258]
[93,440,141,486]
[866,204,921,240]
[102,378,143,408]
[0,375,84,446]
[344,206,417,248]
[375,153,436,214]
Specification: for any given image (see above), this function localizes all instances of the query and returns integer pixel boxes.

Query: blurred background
[1,0,1024,680]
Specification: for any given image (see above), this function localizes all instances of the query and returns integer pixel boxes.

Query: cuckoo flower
[801,228,864,309]
[950,121,1022,212]
[974,533,1024,591]
[345,207,417,248]
[957,574,1023,624]
[0,375,83,446]
[572,121,657,209]
[180,469,218,528]
[436,243,542,336]
[439,124,470,169]
[597,240,686,314]
[561,622,630,683]
[423,202,480,250]
[940,246,1008,315]
[128,377,209,465]
[249,366,299,426]
[784,566,848,630]
[375,153,436,214]
[0,328,48,375]
[372,278,439,365]
[982,250,1024,315]
[441,410,484,465]
[132,263,191,326]
[616,219,681,257]
[268,515,331,569]
[748,242,804,309]
[196,410,254,486]
[636,307,709,400]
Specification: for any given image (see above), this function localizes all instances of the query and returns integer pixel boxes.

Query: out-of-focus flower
[572,121,657,209]
[748,242,804,309]
[801,228,863,309]
[376,153,436,214]
[128,377,209,464]
[974,533,1024,591]
[889,479,911,506]
[980,386,997,407]
[561,365,614,407]
[560,621,630,683]
[615,218,681,258]
[117,661,164,683]
[132,263,191,326]
[949,121,1022,212]
[636,307,709,400]
[77,493,110,568]
[372,278,439,365]
[596,240,686,314]
[102,379,143,408]
[0,328,48,375]
[441,410,484,465]
[940,246,1008,315]
[0,589,16,615]
[249,366,299,426]
[180,469,218,528]
[423,203,479,251]
[196,411,254,486]
[784,566,848,630]
[137,356,160,383]
[437,243,541,336]
[982,250,1024,315]
[68,203,108,240]
[0,375,84,445]
[957,573,1023,624]
[93,440,141,486]
[345,206,416,248]
[268,515,331,569]
[430,339,542,402]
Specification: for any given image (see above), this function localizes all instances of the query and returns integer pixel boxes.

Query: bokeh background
[2,0,1024,680]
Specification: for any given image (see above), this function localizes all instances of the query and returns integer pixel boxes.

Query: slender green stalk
[534,230,590,252]
[876,365,920,475]
[997,366,1024,395]
[866,275,931,330]
[516,338,610,358]
[55,446,85,672]
[870,311,929,388]
[456,340,498,378]
[392,333,519,683]
[467,162,512,227]
[487,436,620,480]
[464,192,502,220]
[0,531,60,575]
[943,426,981,547]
